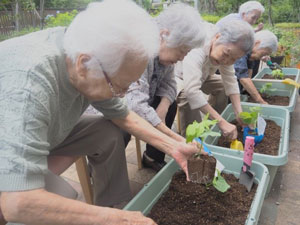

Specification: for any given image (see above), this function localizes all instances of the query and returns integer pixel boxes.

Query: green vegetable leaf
[185,114,220,144]
[213,170,230,193]
[239,107,261,128]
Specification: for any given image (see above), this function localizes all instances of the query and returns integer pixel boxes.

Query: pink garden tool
[239,136,255,192]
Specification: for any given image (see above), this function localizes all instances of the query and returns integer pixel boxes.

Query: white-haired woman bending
[176,19,255,140]
[123,3,206,172]
[0,0,201,224]
[235,30,278,104]
[216,1,265,32]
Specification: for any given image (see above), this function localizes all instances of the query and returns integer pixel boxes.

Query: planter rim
[124,154,270,225]
[203,102,290,166]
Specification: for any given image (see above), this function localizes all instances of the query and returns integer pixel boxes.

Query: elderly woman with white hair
[176,19,255,140]
[235,30,278,104]
[123,3,206,172]
[0,0,200,224]
[216,1,265,32]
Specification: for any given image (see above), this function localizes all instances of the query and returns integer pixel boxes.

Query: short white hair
[64,0,159,75]
[156,3,206,49]
[216,19,255,54]
[255,30,278,53]
[239,1,265,16]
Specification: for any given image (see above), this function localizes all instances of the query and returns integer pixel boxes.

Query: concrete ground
[62,97,300,224]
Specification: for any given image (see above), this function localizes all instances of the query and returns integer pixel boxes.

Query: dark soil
[248,94,289,106]
[188,155,216,184]
[217,120,281,156]
[148,171,257,225]
[262,74,295,80]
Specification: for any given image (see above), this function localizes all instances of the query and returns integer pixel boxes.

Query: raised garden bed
[262,74,296,80]
[148,171,257,225]
[203,103,290,195]
[248,94,289,106]
[124,154,270,225]
[242,80,298,113]
[252,67,299,82]
[218,120,280,156]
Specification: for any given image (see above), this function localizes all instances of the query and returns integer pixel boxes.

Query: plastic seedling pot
[252,67,300,82]
[241,80,299,113]
[203,102,290,196]
[124,153,270,225]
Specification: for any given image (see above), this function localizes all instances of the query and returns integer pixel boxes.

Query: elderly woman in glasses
[176,19,255,140]
[235,30,278,104]
[0,1,200,225]
[216,1,265,32]
[123,3,206,172]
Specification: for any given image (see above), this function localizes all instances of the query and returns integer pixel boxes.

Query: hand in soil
[218,120,238,140]
[171,141,200,181]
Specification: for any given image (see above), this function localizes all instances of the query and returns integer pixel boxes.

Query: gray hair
[64,0,159,75]
[239,1,265,16]
[255,30,278,53]
[156,3,206,49]
[216,19,255,54]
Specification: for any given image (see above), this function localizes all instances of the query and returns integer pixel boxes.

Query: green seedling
[186,114,230,192]
[271,69,285,79]
[259,83,276,96]
[239,106,261,129]
[186,113,220,157]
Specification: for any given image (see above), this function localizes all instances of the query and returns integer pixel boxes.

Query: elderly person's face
[67,54,148,101]
[242,9,262,25]
[158,31,191,66]
[209,34,245,66]
[250,41,272,60]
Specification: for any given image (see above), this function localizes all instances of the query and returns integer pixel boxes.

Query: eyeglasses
[96,59,128,98]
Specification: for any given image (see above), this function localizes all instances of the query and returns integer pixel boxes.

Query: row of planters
[124,67,299,224]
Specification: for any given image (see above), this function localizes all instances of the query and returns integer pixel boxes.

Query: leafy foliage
[213,170,231,193]
[271,69,285,79]
[239,107,261,129]
[202,14,222,24]
[186,114,221,144]
[259,83,276,96]
[45,10,78,28]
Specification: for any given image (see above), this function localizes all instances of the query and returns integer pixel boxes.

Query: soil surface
[262,74,295,80]
[148,171,257,225]
[248,94,289,106]
[217,120,281,155]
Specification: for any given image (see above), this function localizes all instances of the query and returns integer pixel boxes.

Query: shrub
[45,10,78,28]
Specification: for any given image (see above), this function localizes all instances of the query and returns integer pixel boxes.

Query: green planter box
[203,102,290,195]
[241,80,298,113]
[252,67,300,82]
[124,154,270,225]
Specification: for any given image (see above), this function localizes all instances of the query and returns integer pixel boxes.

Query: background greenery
[0,0,299,66]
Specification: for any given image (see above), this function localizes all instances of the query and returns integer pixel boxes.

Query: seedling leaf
[213,170,230,193]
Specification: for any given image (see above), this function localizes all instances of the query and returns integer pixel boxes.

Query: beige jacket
[175,23,240,110]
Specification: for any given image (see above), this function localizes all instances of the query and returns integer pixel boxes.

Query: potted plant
[259,82,276,98]
[239,106,264,145]
[185,114,230,192]
[271,69,285,79]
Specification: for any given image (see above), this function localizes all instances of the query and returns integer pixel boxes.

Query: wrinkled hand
[255,23,264,32]
[261,55,270,62]
[259,100,269,105]
[218,120,238,140]
[104,207,157,225]
[171,141,201,181]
